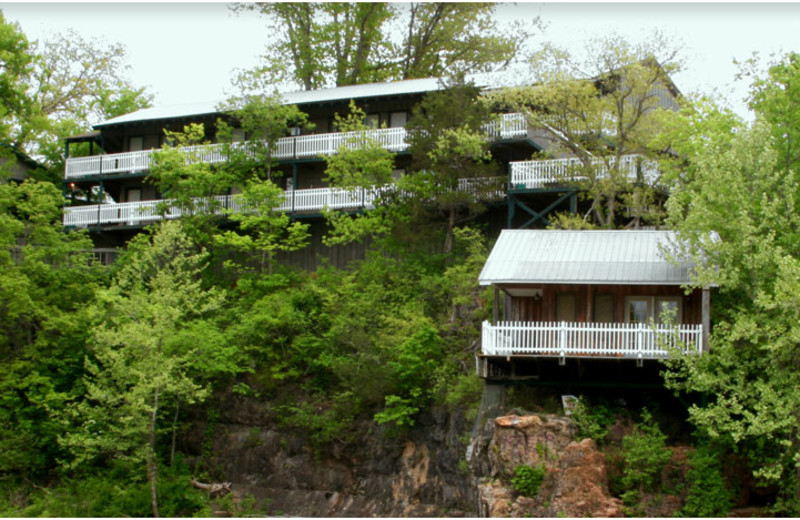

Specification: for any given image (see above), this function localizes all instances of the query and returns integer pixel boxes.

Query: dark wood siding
[501,283,701,325]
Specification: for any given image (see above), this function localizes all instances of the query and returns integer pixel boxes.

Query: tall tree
[234,3,537,90]
[394,3,533,80]
[0,180,99,477]
[236,3,393,91]
[488,32,682,228]
[662,53,800,513]
[61,221,234,517]
[322,80,502,254]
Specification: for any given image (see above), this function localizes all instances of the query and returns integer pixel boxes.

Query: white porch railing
[62,185,387,228]
[481,320,702,359]
[509,154,659,189]
[64,114,528,180]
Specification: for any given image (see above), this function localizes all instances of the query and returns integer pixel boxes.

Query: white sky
[2,2,799,122]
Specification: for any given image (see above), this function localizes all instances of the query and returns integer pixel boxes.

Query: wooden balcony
[481,320,703,360]
[62,177,505,228]
[509,154,658,190]
[64,113,528,180]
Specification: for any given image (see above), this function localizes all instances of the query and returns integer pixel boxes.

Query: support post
[96,180,104,227]
[701,287,710,353]
[493,286,499,325]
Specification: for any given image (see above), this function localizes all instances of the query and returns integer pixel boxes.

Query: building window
[593,293,615,323]
[556,292,576,322]
[625,296,650,324]
[129,136,143,152]
[624,296,683,325]
[656,297,682,325]
[389,111,407,128]
[126,187,142,203]
[365,113,380,129]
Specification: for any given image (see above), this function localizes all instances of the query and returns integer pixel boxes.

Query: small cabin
[476,230,710,378]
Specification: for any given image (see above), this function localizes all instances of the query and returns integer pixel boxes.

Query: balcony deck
[64,113,528,180]
[481,320,702,360]
[62,177,504,228]
[509,154,658,190]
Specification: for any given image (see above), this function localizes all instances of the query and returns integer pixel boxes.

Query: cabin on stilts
[476,229,711,380]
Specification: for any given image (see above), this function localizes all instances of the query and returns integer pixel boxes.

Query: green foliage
[61,221,242,516]
[620,409,672,493]
[511,464,546,497]
[238,3,535,90]
[661,54,800,508]
[681,444,733,517]
[0,180,100,476]
[216,179,310,274]
[488,32,681,228]
[571,398,617,444]
[0,462,208,517]
[217,92,310,181]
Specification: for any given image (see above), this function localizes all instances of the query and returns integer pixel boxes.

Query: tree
[235,3,393,91]
[393,3,535,80]
[234,3,537,90]
[215,179,310,275]
[661,53,800,513]
[216,92,310,181]
[61,221,235,517]
[0,12,34,145]
[0,180,99,477]
[487,32,682,228]
[321,80,502,254]
[403,79,503,253]
[0,14,151,179]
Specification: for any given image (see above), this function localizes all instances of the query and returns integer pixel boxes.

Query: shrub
[620,409,672,493]
[571,398,617,443]
[681,445,733,517]
[512,464,547,497]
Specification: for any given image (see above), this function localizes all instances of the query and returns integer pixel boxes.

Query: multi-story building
[61,73,679,267]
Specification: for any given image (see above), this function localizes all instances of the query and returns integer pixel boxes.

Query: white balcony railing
[481,320,702,359]
[509,154,658,190]
[64,114,528,180]
[62,185,391,228]
[62,174,509,228]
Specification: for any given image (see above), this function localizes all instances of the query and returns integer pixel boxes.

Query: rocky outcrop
[188,402,477,517]
[476,414,624,517]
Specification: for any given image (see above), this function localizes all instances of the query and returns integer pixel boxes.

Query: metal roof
[479,230,696,286]
[95,77,445,128]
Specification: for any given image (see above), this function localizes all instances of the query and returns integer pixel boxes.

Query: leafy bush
[571,398,617,443]
[681,445,733,517]
[620,409,672,493]
[511,464,547,497]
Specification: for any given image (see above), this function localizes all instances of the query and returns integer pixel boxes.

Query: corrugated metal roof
[479,230,696,286]
[95,77,445,128]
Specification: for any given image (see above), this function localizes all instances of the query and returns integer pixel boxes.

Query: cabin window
[656,297,682,325]
[556,292,576,322]
[593,293,615,323]
[389,111,407,128]
[365,113,380,129]
[624,296,682,325]
[129,136,143,152]
[625,296,650,324]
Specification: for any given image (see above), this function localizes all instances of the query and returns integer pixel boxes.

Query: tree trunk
[444,207,456,254]
[148,388,160,518]
[170,402,180,468]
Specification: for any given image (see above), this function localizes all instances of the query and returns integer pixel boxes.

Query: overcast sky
[2,2,799,122]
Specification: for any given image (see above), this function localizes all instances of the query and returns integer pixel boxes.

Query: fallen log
[191,479,232,498]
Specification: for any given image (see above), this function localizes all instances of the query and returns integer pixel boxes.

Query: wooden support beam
[493,286,499,325]
[702,288,710,353]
